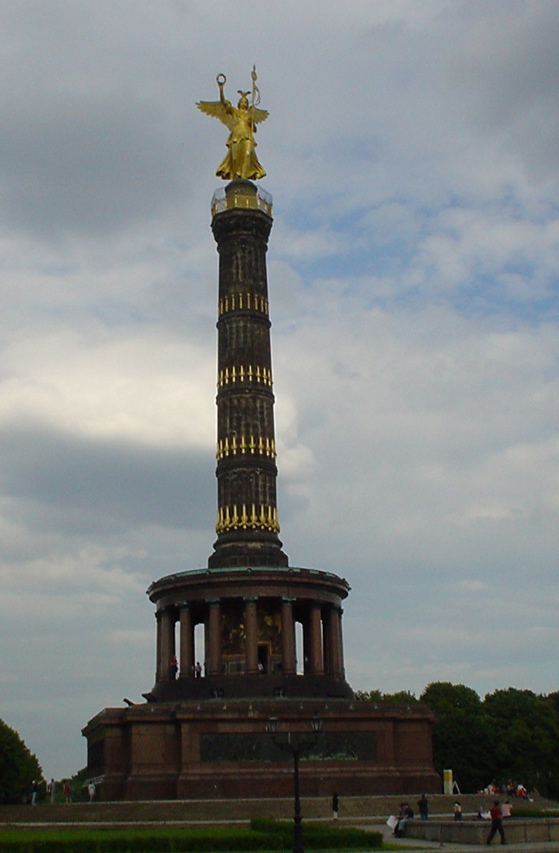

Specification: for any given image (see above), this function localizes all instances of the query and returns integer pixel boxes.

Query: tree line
[356,682,559,798]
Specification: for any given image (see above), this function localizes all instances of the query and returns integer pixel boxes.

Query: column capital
[206,597,221,605]
[244,595,258,604]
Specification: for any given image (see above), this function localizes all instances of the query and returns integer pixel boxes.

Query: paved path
[376,822,559,852]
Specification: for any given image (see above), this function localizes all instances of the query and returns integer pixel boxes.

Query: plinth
[83,698,439,800]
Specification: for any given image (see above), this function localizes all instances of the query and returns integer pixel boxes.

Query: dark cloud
[451,2,559,179]
[0,421,215,533]
[0,90,187,239]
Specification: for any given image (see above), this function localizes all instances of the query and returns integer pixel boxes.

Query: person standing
[418,794,429,820]
[88,782,96,802]
[454,801,463,821]
[332,792,339,820]
[487,800,506,845]
[30,780,38,805]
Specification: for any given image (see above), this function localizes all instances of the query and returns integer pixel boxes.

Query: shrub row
[0,828,273,853]
[0,821,383,853]
[250,816,382,849]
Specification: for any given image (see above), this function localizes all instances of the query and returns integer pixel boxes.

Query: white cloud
[0,329,215,447]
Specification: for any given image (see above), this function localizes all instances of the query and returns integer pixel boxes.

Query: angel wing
[252,107,269,125]
[196,100,235,131]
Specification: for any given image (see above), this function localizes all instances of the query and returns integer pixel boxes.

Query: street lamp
[267,713,322,853]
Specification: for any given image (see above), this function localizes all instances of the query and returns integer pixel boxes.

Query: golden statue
[197,66,268,180]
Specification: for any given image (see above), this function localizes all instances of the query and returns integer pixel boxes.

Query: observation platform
[211,180,272,218]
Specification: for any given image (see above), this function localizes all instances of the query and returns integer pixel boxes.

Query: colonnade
[155,596,345,684]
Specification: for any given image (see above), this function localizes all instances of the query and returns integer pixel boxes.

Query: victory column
[82,70,438,800]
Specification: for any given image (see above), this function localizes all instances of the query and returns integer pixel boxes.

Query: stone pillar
[281,597,296,675]
[207,599,222,676]
[309,602,324,676]
[155,610,162,682]
[179,604,194,679]
[160,607,175,682]
[299,612,311,675]
[328,605,343,679]
[244,597,259,675]
[338,606,346,677]
[322,609,332,676]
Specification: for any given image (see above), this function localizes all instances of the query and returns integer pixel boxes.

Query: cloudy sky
[1,0,558,781]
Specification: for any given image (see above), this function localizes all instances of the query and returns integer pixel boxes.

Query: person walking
[418,794,429,820]
[332,792,339,820]
[487,800,506,845]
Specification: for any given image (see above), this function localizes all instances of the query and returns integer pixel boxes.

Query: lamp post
[267,713,322,853]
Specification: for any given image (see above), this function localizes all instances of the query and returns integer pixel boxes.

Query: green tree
[421,682,481,716]
[383,690,419,705]
[421,682,494,793]
[481,688,559,797]
[0,719,43,804]
[354,689,384,703]
[355,689,418,704]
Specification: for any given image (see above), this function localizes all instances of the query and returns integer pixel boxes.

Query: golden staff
[251,64,260,130]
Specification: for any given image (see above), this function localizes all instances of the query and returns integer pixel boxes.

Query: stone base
[406,819,559,845]
[83,698,439,800]
[149,672,354,702]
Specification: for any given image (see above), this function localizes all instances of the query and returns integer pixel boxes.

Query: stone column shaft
[328,606,343,679]
[322,611,331,676]
[207,599,222,676]
[179,605,194,679]
[309,603,324,676]
[160,608,175,682]
[338,607,346,678]
[281,598,296,675]
[244,598,258,674]
[155,611,162,682]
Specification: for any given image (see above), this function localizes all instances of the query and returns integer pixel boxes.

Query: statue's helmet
[237,90,250,110]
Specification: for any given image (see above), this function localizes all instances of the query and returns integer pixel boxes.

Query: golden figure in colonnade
[197,66,268,180]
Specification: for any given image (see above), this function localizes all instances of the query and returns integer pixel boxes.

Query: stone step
[0,794,555,826]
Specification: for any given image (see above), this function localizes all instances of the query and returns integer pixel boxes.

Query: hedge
[0,821,383,853]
